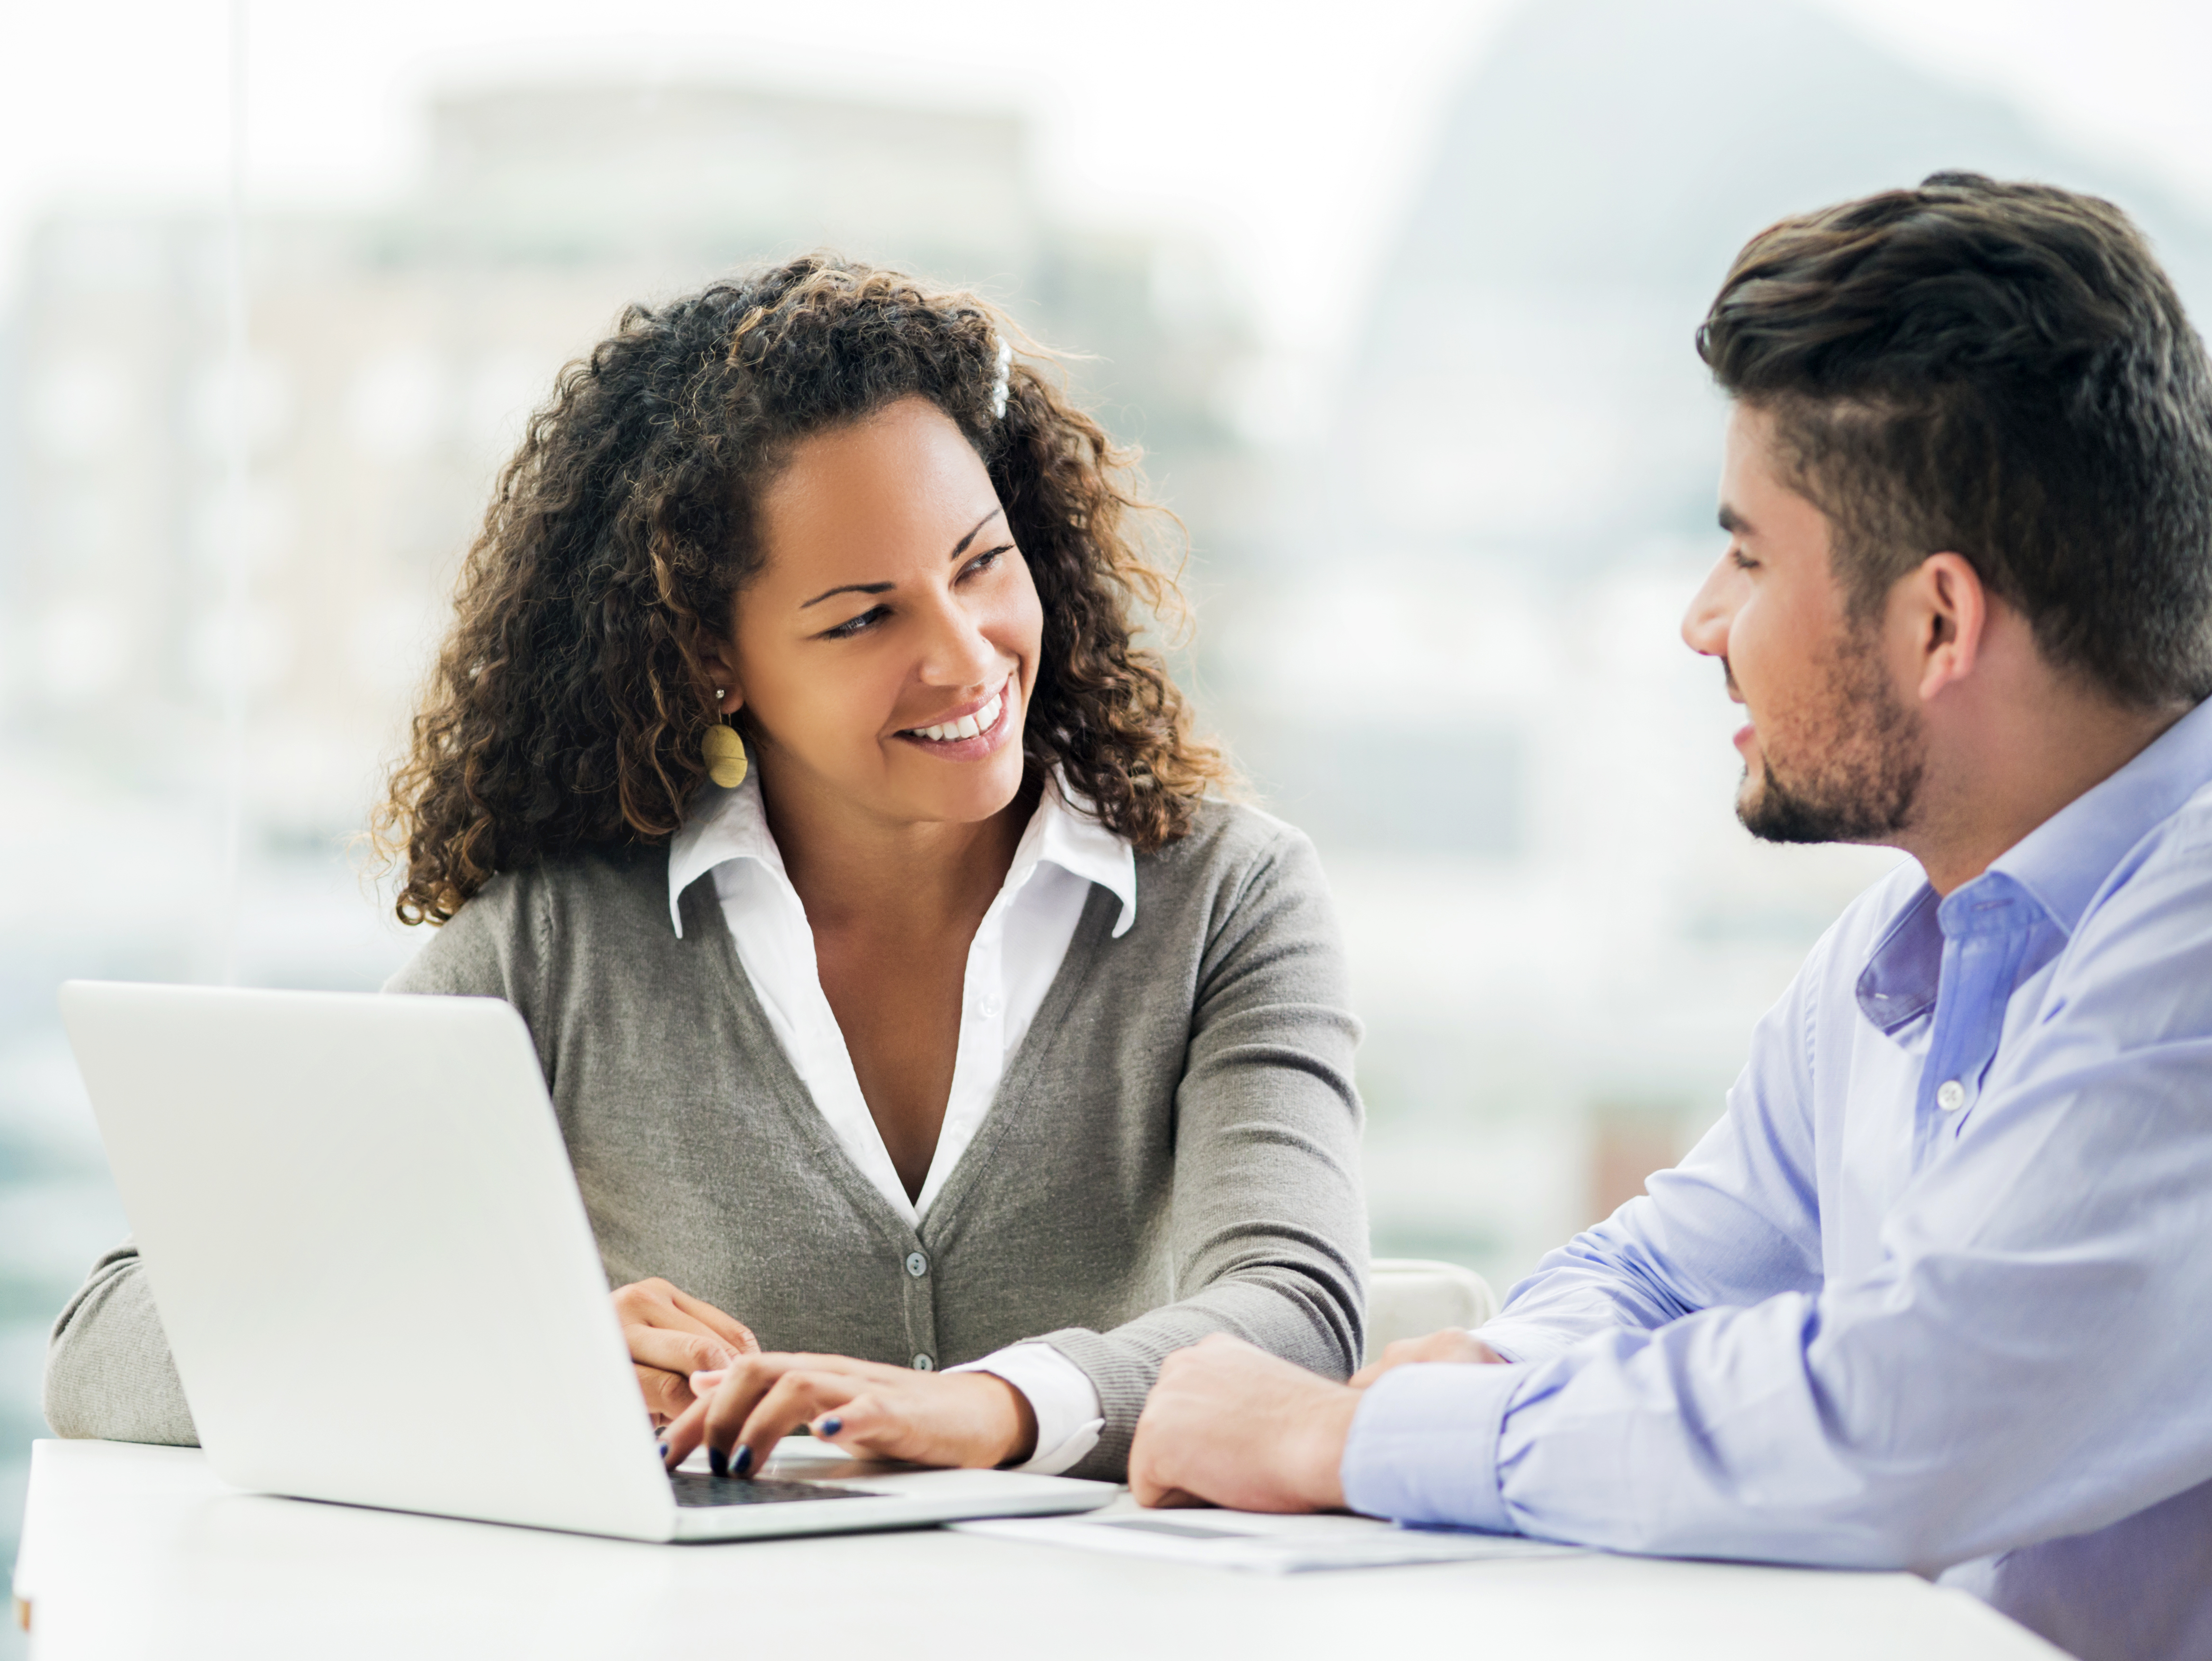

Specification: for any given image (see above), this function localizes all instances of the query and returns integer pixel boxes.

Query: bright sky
[3,0,2211,363]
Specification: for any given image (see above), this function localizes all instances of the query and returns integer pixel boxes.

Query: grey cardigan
[43,801,1367,1480]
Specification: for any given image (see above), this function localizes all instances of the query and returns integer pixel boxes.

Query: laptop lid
[59,982,676,1540]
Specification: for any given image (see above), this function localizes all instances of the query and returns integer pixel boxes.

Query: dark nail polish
[733,1444,754,1477]
[709,1445,728,1479]
[819,1416,842,1437]
[657,1443,669,1462]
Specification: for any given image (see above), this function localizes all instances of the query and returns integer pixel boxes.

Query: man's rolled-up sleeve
[1340,1361,1520,1532]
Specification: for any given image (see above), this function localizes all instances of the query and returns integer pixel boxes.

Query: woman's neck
[758,758,1040,941]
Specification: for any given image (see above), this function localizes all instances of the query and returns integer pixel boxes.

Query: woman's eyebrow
[800,581,894,610]
[950,507,1004,560]
[798,510,1004,609]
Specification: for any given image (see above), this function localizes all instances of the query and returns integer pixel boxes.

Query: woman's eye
[960,544,1013,581]
[1729,548,1759,572]
[822,606,888,640]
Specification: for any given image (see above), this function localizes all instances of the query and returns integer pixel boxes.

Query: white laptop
[57,980,1115,1542]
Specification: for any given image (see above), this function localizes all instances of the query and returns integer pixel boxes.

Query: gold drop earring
[703,692,748,789]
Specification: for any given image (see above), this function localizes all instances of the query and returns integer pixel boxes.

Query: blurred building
[2,80,1260,844]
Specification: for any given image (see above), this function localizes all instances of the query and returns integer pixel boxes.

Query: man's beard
[1736,631,1925,846]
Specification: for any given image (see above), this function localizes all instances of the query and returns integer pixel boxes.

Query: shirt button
[1937,1079,1967,1112]
[912,1353,935,1371]
[905,1251,929,1279]
[976,994,1003,1020]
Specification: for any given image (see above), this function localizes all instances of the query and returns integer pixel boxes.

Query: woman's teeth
[911,689,1004,743]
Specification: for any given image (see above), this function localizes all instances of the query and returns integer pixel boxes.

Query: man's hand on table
[1129,1334,1361,1511]
[1129,1328,1510,1512]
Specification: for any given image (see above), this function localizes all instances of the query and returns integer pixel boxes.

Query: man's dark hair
[1698,171,2212,707]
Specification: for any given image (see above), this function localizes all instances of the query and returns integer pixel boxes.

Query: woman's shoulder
[382,842,674,996]
[1133,797,1326,911]
[1104,797,1346,998]
[1143,796,1314,870]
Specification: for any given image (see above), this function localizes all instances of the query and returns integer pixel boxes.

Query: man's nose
[1682,555,1735,657]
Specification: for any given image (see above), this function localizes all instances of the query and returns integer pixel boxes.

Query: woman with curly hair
[44,255,1366,1483]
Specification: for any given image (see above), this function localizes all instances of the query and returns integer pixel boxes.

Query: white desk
[12,1439,2061,1659]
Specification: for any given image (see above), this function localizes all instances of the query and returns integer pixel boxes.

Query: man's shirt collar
[1988,694,2212,935]
[1856,696,2212,1033]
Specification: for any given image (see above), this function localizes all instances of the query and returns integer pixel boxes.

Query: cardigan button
[905,1251,930,1279]
[912,1353,935,1371]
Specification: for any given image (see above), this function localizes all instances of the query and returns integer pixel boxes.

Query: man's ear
[1903,552,1988,704]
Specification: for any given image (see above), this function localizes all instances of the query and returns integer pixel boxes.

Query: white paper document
[951,1504,1586,1574]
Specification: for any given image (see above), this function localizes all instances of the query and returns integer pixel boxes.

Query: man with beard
[1127,173,2212,1661]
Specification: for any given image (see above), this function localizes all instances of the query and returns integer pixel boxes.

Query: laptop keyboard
[669,1472,874,1508]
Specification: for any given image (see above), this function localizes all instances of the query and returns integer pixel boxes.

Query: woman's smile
[894,675,1017,759]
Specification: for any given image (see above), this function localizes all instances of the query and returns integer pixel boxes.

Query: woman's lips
[894,677,1018,761]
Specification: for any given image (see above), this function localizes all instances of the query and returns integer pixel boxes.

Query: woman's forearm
[44,1239,200,1446]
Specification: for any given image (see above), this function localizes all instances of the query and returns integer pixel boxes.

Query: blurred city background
[8,0,2212,1625]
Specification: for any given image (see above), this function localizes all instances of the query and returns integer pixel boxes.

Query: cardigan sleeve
[41,1237,197,1445]
[1039,823,1369,1478]
[40,875,536,1446]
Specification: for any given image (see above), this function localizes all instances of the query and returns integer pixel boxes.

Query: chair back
[1363,1258,1498,1365]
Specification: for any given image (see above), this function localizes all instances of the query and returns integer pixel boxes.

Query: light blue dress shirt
[1342,697,2212,1661]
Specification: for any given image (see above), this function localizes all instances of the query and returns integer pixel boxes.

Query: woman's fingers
[666,1286,760,1355]
[807,1392,897,1456]
[660,1392,709,1469]
[626,1326,748,1420]
[804,1370,1026,1468]
[636,1363,696,1423]
[724,1371,863,1472]
[658,1352,946,1475]
[628,1325,743,1378]
[611,1279,753,1363]
[696,1355,809,1475]
[612,1279,761,1421]
[667,1354,817,1471]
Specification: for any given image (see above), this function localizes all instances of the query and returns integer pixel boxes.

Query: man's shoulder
[2075,777,2212,946]
[2119,775,2212,873]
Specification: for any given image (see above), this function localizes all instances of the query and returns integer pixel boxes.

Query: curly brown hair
[373,254,1230,925]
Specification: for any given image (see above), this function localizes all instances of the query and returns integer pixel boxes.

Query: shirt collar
[1853,694,2212,1032]
[665,772,787,938]
[664,770,1137,940]
[1987,693,2212,935]
[1856,883,1945,1036]
[1024,775,1139,938]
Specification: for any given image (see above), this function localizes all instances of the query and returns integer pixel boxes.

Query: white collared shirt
[665,772,1128,1474]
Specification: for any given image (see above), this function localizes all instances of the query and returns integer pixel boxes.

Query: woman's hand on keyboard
[659,1353,1037,1477]
[612,1278,761,1426]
